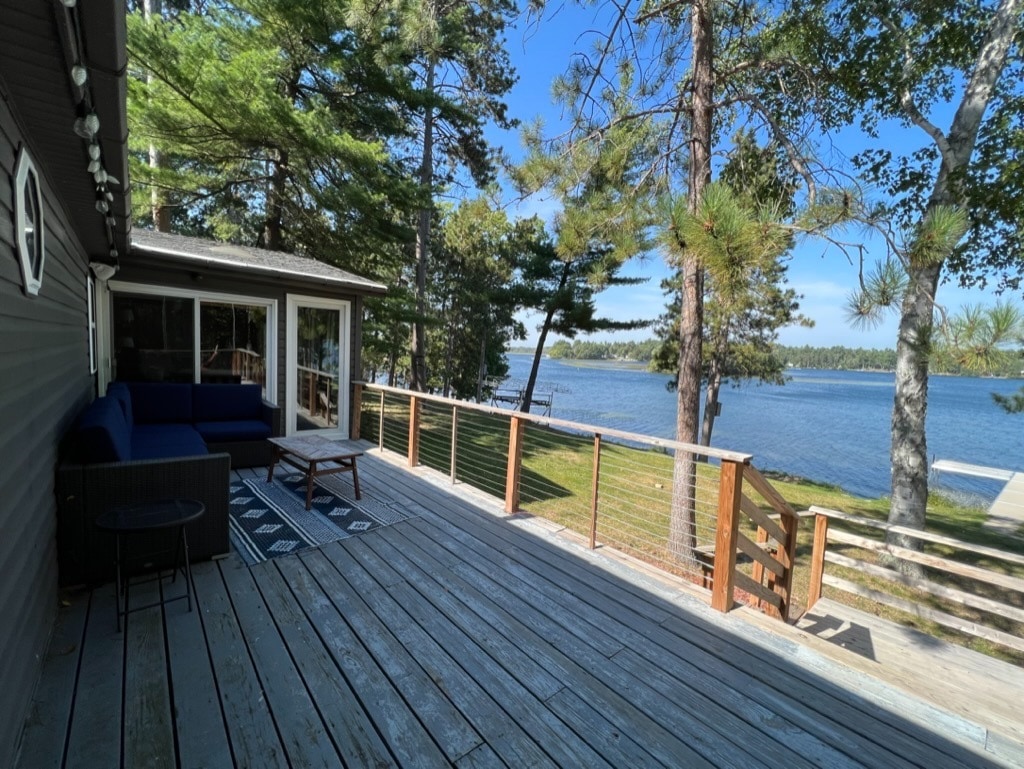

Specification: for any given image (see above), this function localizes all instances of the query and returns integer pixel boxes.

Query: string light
[73,112,100,138]
[63,1,120,264]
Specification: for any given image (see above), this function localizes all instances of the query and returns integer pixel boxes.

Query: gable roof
[130,229,387,295]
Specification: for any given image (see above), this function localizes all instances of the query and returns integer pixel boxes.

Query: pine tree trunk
[523,263,570,414]
[700,367,722,449]
[522,309,555,415]
[144,0,170,231]
[410,62,436,393]
[476,335,487,403]
[262,148,288,251]
[668,0,712,568]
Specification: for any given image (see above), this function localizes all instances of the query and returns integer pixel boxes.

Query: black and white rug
[228,473,415,564]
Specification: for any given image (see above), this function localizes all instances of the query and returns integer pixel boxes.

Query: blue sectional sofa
[55,382,281,586]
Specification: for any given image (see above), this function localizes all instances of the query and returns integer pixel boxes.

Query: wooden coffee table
[267,435,363,509]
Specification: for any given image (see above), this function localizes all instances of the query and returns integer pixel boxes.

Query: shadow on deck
[16,450,1023,768]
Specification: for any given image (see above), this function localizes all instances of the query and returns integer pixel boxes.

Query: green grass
[360,397,1024,664]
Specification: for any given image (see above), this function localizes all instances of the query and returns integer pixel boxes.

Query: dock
[932,460,1024,534]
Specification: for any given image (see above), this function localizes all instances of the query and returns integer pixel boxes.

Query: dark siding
[0,94,94,767]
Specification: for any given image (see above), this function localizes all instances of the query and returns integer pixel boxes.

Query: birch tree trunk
[888,0,1021,545]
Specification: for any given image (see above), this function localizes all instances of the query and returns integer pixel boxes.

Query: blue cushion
[194,420,272,443]
[131,424,208,460]
[106,382,133,430]
[75,397,131,462]
[128,383,193,424]
[193,383,264,422]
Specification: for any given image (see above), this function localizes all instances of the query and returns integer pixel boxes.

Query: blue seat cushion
[194,420,272,443]
[131,424,208,460]
[127,383,193,424]
[75,397,131,462]
[106,382,133,430]
[193,383,264,422]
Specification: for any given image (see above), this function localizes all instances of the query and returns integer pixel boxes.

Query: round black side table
[95,499,206,632]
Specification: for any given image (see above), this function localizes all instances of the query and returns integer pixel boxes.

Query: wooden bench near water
[16,449,1024,768]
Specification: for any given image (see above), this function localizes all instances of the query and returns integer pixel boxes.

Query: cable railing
[354,382,800,620]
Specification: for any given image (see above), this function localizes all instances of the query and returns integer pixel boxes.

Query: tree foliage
[792,0,1024,542]
[127,0,418,269]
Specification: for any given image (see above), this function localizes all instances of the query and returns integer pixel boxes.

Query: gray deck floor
[16,450,1023,768]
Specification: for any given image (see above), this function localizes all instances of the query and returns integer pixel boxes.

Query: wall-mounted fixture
[14,145,45,296]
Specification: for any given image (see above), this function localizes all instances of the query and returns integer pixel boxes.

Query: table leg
[114,533,123,633]
[267,446,280,482]
[181,525,193,613]
[351,458,361,500]
[306,461,316,509]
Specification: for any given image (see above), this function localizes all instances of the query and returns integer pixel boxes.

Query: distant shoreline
[505,352,1024,380]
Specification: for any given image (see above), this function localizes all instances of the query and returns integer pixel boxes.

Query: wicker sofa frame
[56,453,231,586]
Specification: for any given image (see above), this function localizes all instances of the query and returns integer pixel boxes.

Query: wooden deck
[16,449,1024,768]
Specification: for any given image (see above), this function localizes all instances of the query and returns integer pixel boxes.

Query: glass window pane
[112,293,194,382]
[296,306,340,431]
[200,302,268,395]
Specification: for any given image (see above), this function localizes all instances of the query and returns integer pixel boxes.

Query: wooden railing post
[776,512,799,621]
[589,434,602,549]
[505,416,524,513]
[351,382,363,440]
[711,459,745,613]
[408,395,421,467]
[807,512,830,611]
[377,390,385,451]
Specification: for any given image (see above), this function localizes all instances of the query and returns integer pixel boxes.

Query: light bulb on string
[73,113,100,139]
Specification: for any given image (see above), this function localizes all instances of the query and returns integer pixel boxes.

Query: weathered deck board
[63,586,123,769]
[15,450,1023,769]
[163,565,234,769]
[190,560,288,769]
[15,587,88,769]
[123,576,174,769]
[356,460,922,769]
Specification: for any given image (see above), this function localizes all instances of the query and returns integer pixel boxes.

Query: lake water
[503,353,1024,502]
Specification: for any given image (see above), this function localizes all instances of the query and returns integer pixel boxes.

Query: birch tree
[803,0,1024,540]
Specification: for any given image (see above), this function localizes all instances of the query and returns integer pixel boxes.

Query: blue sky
[483,5,1010,351]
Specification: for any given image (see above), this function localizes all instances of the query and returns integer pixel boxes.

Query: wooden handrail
[806,508,1024,653]
[358,382,804,622]
[360,383,753,464]
[810,506,1024,567]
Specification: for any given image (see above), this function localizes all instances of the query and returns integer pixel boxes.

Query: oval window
[14,146,45,296]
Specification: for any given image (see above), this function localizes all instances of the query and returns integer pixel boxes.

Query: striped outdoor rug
[228,473,415,564]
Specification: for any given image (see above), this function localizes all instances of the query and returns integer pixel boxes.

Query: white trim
[14,146,45,296]
[106,281,278,402]
[286,295,351,437]
[96,279,112,391]
[87,275,97,374]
